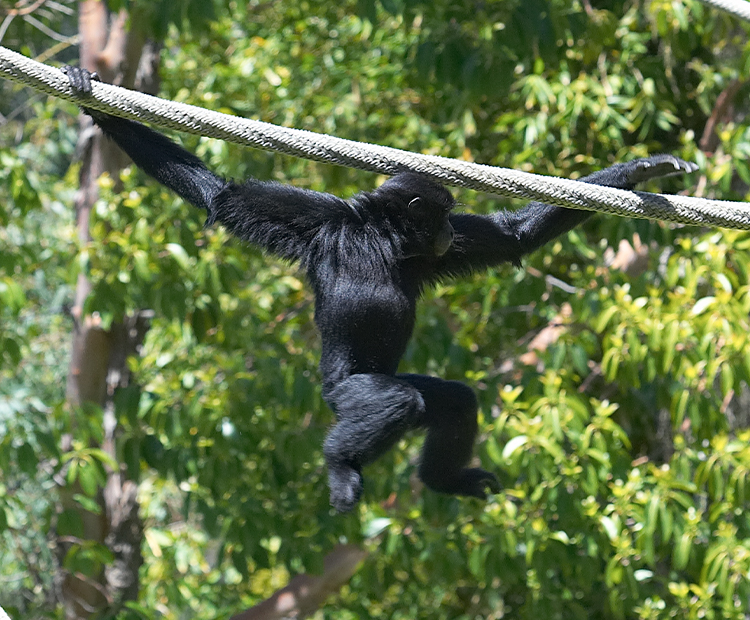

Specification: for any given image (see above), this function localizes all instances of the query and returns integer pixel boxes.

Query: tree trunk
[58,2,159,617]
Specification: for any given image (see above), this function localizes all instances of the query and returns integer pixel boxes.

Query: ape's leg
[323,373,499,512]
[399,374,499,499]
[323,374,425,512]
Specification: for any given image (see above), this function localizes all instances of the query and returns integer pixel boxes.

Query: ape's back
[309,224,418,390]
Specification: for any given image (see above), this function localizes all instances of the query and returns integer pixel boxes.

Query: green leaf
[502,435,528,460]
[594,305,619,333]
[16,443,37,475]
[691,296,715,316]
[600,516,618,541]
[363,518,392,538]
[165,243,191,270]
[78,461,101,497]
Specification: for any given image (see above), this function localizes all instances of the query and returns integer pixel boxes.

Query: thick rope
[697,0,750,21]
[2,45,750,229]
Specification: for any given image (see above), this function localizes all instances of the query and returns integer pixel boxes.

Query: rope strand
[697,0,750,21]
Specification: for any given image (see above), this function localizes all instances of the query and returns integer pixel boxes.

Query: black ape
[64,66,697,512]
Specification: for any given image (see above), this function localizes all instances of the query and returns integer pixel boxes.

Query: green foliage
[2,0,750,618]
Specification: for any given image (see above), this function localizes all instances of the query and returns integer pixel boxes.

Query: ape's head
[371,172,455,257]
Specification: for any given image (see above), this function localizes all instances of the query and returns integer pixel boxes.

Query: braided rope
[697,0,750,20]
[2,45,750,229]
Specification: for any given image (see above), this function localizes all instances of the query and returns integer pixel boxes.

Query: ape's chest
[316,276,415,335]
[311,267,417,371]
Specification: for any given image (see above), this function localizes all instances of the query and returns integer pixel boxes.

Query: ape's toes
[62,65,96,94]
[459,468,501,499]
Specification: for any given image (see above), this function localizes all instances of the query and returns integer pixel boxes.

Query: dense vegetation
[1,0,750,618]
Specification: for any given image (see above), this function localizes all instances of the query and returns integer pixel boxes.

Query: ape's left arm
[431,155,698,277]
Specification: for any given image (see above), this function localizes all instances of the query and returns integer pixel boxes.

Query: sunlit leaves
[2,0,750,617]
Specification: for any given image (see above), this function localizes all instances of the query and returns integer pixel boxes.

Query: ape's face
[374,173,456,258]
[407,196,454,256]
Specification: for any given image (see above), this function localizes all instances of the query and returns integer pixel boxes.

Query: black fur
[64,66,698,512]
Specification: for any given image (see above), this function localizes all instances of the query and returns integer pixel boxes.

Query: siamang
[64,66,698,512]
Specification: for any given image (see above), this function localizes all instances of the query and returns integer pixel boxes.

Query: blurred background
[1,0,750,618]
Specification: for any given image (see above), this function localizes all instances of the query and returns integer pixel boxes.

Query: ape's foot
[328,465,363,513]
[454,467,501,499]
[421,466,500,500]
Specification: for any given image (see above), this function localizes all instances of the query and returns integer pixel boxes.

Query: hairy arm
[65,66,349,262]
[431,155,698,278]
[83,109,226,212]
[206,179,352,261]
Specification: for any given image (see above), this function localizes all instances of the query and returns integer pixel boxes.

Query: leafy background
[1,0,750,618]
